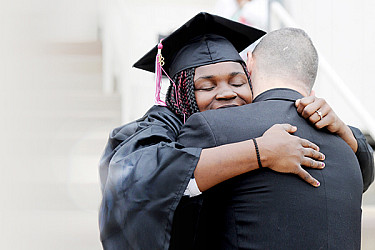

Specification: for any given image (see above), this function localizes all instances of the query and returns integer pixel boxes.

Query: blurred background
[1,0,374,249]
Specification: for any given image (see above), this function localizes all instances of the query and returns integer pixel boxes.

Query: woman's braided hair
[166,61,252,121]
[166,67,198,121]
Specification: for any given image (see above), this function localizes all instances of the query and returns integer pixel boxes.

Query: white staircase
[2,41,119,250]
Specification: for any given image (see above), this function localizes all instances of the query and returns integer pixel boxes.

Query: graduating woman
[99,13,374,250]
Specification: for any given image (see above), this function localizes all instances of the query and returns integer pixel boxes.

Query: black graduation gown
[99,105,201,250]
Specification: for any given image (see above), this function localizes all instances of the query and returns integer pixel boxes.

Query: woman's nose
[216,87,237,100]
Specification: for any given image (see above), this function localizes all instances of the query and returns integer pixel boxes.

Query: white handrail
[270,1,299,28]
[270,1,375,139]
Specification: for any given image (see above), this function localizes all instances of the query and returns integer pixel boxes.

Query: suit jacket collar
[253,88,304,103]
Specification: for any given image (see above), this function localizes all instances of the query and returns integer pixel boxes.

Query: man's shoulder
[178,110,219,147]
[189,103,261,123]
[180,103,268,147]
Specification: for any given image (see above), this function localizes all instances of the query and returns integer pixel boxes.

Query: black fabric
[169,34,243,78]
[99,105,202,250]
[350,126,375,192]
[176,88,369,249]
[133,12,265,77]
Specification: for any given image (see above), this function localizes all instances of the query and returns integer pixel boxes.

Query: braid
[166,67,199,121]
[240,61,253,94]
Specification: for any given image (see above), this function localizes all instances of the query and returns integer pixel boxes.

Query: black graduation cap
[133,12,266,78]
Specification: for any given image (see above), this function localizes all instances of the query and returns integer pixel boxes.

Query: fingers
[308,105,331,125]
[295,99,300,107]
[314,112,335,129]
[300,98,326,119]
[295,96,341,132]
[273,123,297,133]
[302,147,325,161]
[295,96,315,114]
[296,167,321,187]
[268,124,303,134]
[299,138,320,152]
[295,97,331,124]
[301,154,325,168]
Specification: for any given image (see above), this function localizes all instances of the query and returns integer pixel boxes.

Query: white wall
[3,0,100,43]
[101,0,217,123]
[281,0,375,130]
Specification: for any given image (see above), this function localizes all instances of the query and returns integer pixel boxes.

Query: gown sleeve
[349,126,374,192]
[99,105,202,250]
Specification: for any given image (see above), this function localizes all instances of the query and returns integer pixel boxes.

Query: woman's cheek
[195,91,216,111]
[238,86,252,104]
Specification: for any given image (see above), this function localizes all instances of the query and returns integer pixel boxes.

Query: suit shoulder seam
[199,113,218,146]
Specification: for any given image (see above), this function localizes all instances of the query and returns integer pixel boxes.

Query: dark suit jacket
[174,88,363,250]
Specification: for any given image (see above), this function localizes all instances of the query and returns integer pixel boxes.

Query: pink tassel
[155,40,167,106]
[155,40,187,123]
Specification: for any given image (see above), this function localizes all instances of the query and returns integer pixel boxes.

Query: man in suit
[177,28,365,249]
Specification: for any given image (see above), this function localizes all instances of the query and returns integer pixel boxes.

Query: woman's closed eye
[230,75,248,87]
[230,79,248,87]
[230,82,246,87]
[196,87,215,91]
[194,82,215,91]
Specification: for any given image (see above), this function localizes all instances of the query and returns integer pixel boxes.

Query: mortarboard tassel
[155,40,167,106]
[155,40,186,122]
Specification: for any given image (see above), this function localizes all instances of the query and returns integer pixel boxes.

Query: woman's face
[194,61,252,112]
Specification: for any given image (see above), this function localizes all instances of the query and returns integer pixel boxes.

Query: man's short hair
[253,28,318,91]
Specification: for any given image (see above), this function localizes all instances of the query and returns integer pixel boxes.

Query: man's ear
[246,51,254,75]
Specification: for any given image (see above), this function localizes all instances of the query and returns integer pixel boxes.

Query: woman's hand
[295,94,358,152]
[257,124,325,187]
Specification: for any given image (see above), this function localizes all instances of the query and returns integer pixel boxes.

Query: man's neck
[252,78,309,99]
